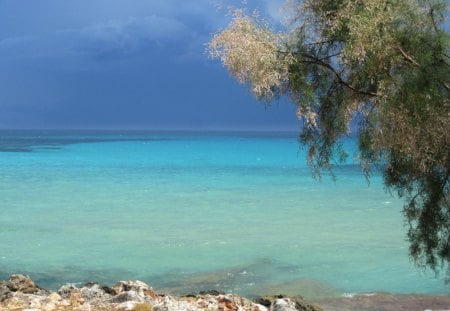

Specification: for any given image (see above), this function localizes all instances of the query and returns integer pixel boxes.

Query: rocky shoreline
[2,274,450,311]
[0,274,322,311]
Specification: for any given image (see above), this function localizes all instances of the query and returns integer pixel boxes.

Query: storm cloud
[0,0,298,130]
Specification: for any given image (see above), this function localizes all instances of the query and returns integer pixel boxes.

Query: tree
[208,0,449,278]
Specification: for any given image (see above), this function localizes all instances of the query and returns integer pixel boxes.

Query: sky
[0,0,300,130]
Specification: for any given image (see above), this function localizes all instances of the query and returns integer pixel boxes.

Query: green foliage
[209,0,450,279]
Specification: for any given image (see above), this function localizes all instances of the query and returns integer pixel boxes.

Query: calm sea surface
[0,130,448,299]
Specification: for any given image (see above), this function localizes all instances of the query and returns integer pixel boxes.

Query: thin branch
[426,0,440,34]
[318,52,342,61]
[301,53,378,97]
[397,46,421,67]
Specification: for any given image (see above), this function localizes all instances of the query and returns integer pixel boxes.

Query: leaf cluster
[208,0,449,279]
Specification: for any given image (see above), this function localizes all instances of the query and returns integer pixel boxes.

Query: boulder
[79,282,114,301]
[109,290,146,304]
[255,295,321,311]
[218,295,240,311]
[199,289,224,296]
[272,298,298,311]
[113,280,155,297]
[6,274,48,295]
[293,298,323,311]
[0,282,12,302]
[57,283,80,298]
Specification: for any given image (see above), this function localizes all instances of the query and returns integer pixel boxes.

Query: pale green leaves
[208,11,293,100]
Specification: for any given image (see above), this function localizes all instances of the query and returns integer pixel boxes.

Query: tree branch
[426,0,440,33]
[301,53,378,97]
[397,46,421,67]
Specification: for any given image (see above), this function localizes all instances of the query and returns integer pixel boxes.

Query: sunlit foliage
[208,0,449,279]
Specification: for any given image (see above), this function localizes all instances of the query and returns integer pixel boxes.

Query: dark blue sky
[0,0,300,130]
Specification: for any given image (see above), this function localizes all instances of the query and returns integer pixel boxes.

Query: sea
[0,130,448,302]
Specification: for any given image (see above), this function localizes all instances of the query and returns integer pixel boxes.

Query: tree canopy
[208,0,449,279]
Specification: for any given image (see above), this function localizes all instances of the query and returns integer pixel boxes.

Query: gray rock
[6,274,48,295]
[112,280,154,297]
[0,282,12,302]
[57,283,79,298]
[79,282,114,301]
[272,298,298,311]
[293,298,323,311]
[199,289,224,296]
[109,290,145,304]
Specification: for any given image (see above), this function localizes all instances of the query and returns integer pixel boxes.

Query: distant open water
[0,130,448,300]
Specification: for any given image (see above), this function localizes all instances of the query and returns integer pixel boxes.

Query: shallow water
[0,130,448,299]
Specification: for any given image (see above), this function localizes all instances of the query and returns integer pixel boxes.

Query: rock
[116,300,139,310]
[254,295,321,311]
[254,304,269,311]
[272,298,298,311]
[0,282,12,302]
[57,283,80,298]
[254,295,286,307]
[218,295,239,311]
[254,297,272,307]
[113,280,155,297]
[109,290,146,304]
[0,275,323,311]
[1,296,27,310]
[79,282,114,301]
[41,293,62,311]
[199,289,224,296]
[153,295,197,311]
[6,274,48,295]
[293,298,323,311]
[69,292,84,306]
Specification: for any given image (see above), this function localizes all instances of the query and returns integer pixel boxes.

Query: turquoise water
[0,130,448,298]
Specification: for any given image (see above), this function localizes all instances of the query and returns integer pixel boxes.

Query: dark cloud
[0,0,299,130]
